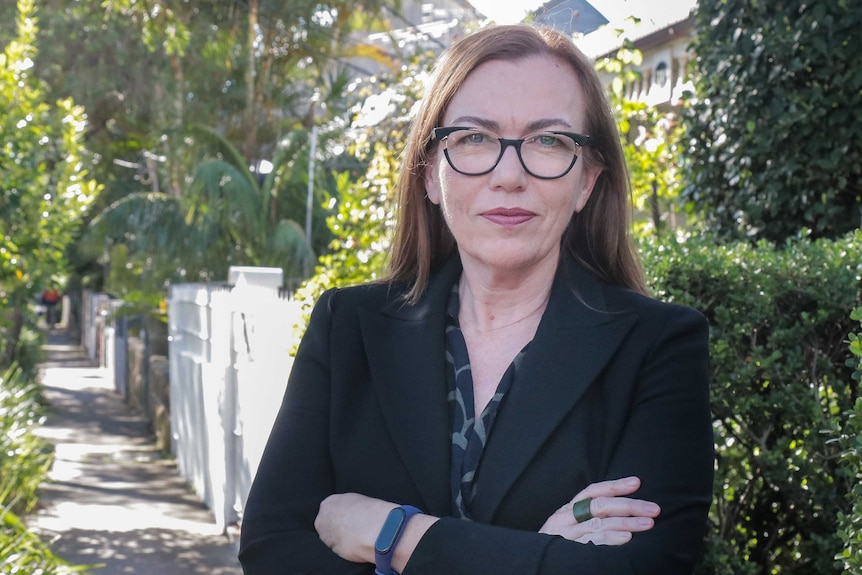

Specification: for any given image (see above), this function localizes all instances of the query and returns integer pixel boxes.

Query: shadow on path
[28,329,243,575]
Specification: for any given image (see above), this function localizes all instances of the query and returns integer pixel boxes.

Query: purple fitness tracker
[374,505,423,575]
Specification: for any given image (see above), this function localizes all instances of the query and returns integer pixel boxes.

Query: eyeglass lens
[443,129,580,179]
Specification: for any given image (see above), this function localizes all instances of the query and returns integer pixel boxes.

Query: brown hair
[386,24,647,301]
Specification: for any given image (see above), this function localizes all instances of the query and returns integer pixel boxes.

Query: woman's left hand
[538,476,661,545]
[315,493,395,563]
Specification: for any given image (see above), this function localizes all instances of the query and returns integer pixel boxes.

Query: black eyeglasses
[431,126,592,180]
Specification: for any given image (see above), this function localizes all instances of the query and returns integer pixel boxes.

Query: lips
[481,208,536,226]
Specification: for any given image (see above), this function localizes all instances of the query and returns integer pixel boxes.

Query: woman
[239,24,713,575]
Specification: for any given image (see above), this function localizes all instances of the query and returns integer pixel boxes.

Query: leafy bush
[641,230,862,575]
[835,306,862,572]
[0,365,51,515]
[0,317,44,382]
[1,0,98,366]
[682,0,862,241]
[18,320,46,373]
[0,364,88,573]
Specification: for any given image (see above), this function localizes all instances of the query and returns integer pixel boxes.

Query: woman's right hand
[538,476,660,545]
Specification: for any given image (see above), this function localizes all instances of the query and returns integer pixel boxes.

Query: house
[450,0,700,109]
[565,0,699,109]
[355,0,697,110]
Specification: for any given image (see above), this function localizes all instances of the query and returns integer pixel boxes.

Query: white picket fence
[167,278,302,530]
[80,269,305,531]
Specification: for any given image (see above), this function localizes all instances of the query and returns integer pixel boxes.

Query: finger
[590,496,661,520]
[580,516,656,534]
[568,495,659,526]
[553,477,642,515]
[577,529,633,546]
[575,476,642,501]
[561,516,655,543]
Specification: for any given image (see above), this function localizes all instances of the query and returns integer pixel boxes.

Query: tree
[596,40,689,237]
[682,0,862,241]
[51,0,398,293]
[0,0,97,366]
[78,125,318,298]
[294,48,435,332]
[0,1,400,293]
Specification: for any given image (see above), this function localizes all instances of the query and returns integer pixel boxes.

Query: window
[655,61,669,88]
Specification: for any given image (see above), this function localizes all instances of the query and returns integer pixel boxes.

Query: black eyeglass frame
[431,126,592,180]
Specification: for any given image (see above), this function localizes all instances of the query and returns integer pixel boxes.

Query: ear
[573,164,602,213]
[424,157,442,205]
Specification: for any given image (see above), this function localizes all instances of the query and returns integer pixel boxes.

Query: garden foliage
[0,0,96,366]
[0,365,87,573]
[682,0,862,241]
[293,51,435,327]
[642,230,862,575]
[597,43,689,236]
[835,304,862,572]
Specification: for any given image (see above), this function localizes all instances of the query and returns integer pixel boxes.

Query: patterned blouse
[446,283,530,519]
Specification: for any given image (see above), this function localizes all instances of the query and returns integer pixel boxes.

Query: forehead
[442,56,587,130]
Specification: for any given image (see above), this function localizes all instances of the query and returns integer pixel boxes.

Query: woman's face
[425,55,601,279]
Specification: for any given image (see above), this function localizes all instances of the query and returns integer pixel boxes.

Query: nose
[489,143,528,190]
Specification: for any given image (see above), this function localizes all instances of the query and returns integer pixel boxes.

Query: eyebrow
[448,115,574,132]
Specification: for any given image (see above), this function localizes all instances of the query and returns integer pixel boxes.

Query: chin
[481,253,543,274]
[462,240,557,274]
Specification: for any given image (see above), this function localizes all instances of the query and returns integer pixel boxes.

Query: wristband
[374,505,423,575]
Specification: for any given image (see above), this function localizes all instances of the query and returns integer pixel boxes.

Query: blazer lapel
[358,258,462,515]
[468,260,638,521]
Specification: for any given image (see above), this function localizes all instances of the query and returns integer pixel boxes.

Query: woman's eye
[534,134,561,147]
[464,132,487,144]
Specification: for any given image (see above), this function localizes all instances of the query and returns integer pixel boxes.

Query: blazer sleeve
[403,305,713,575]
[238,288,371,575]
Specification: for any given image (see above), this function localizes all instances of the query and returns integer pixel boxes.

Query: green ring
[572,497,593,523]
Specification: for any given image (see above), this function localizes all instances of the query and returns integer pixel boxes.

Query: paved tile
[28,330,243,575]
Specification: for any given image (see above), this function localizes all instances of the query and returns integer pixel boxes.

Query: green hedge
[640,230,862,574]
[835,307,862,572]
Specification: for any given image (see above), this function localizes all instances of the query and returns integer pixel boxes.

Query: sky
[467,0,697,27]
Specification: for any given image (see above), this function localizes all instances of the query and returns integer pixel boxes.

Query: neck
[457,257,556,334]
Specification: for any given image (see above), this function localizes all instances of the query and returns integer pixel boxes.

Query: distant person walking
[42,286,61,327]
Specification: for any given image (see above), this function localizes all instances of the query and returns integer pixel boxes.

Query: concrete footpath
[28,329,243,575]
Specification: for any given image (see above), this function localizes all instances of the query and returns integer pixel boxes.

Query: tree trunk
[650,180,662,235]
[243,0,259,162]
[168,53,185,196]
[3,304,25,367]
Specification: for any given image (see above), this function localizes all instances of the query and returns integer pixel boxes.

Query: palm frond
[184,124,258,189]
[264,218,315,279]
[262,130,308,193]
[339,43,397,72]
[78,192,187,258]
[187,158,265,239]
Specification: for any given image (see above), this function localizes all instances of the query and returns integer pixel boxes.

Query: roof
[573,0,697,58]
[532,0,609,35]
[455,0,699,58]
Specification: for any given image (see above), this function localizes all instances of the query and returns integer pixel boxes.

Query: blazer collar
[468,257,638,521]
[358,254,637,517]
[357,257,460,514]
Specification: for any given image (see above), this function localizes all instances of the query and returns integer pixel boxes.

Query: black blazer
[239,255,713,575]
